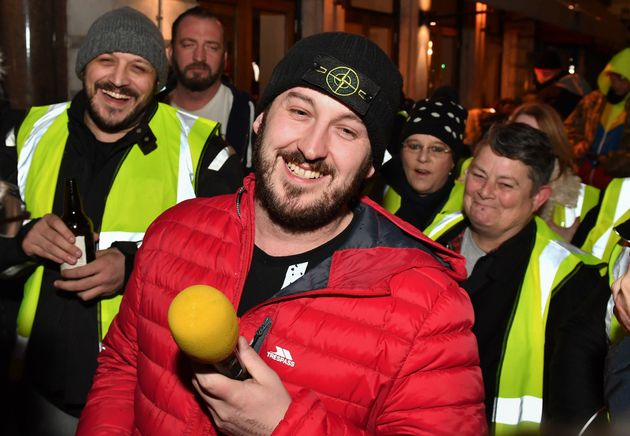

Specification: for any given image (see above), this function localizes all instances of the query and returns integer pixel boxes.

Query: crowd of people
[1,5,630,436]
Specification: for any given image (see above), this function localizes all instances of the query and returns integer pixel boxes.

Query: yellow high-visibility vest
[15,102,221,342]
[427,214,605,433]
[581,178,630,260]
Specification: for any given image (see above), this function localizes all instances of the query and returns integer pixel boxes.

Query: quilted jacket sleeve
[272,268,487,436]
[76,260,144,435]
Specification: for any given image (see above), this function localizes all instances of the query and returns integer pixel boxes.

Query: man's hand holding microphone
[168,285,291,436]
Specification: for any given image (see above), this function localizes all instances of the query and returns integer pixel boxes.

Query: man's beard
[253,116,371,232]
[174,58,224,92]
[86,80,153,134]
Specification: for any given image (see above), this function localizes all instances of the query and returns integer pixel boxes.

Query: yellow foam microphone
[168,284,249,379]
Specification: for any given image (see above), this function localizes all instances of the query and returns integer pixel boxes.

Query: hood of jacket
[598,48,630,95]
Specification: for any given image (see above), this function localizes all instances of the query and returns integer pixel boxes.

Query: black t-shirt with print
[238,214,358,316]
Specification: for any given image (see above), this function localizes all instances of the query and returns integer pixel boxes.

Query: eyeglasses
[402,141,452,156]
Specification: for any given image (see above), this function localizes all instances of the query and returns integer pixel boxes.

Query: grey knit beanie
[76,7,168,88]
[257,32,403,170]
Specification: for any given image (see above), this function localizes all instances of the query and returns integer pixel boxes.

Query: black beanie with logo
[256,32,403,169]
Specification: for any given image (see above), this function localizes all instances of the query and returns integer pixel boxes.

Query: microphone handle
[212,351,250,380]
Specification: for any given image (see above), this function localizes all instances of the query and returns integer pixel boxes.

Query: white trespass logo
[267,346,295,367]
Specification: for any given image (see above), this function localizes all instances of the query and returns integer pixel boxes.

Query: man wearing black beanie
[80,31,486,435]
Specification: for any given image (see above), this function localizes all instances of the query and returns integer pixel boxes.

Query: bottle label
[60,236,88,271]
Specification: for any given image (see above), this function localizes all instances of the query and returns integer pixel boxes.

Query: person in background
[510,102,600,242]
[160,6,256,169]
[532,48,590,120]
[0,48,24,179]
[605,217,630,431]
[425,122,606,433]
[381,97,468,232]
[462,98,519,154]
[544,215,628,435]
[566,47,630,189]
[0,7,243,436]
[78,32,486,435]
[0,49,28,436]
[577,177,630,262]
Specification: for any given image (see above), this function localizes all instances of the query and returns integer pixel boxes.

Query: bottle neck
[63,178,84,217]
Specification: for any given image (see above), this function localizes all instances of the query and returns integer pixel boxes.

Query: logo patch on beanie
[302,55,380,116]
[327,66,359,96]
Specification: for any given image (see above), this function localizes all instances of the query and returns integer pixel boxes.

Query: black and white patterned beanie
[401,98,468,161]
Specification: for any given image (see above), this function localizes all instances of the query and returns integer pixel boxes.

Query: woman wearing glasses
[381,97,468,232]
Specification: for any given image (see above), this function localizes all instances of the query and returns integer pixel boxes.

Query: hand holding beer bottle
[60,178,96,271]
[21,177,125,300]
[55,177,125,301]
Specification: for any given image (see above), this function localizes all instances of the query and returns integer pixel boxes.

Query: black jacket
[438,219,608,427]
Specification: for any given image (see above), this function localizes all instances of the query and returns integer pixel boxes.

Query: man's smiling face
[253,87,374,231]
[83,52,157,134]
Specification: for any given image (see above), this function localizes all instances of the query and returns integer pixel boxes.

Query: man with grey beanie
[0,7,242,435]
[80,32,485,435]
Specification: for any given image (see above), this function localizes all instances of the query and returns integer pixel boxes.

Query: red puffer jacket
[78,175,486,435]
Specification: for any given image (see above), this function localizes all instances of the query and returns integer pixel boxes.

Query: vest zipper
[98,146,133,347]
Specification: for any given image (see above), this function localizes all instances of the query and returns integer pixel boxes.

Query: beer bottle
[60,178,95,271]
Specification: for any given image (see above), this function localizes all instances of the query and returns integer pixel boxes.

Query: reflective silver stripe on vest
[592,178,630,259]
[607,246,630,339]
[575,183,587,217]
[539,241,571,316]
[494,396,543,425]
[560,184,587,226]
[17,103,68,196]
[613,245,630,284]
[175,111,197,203]
[606,295,615,340]
[99,231,145,250]
[493,237,572,426]
[11,333,29,364]
[426,211,463,239]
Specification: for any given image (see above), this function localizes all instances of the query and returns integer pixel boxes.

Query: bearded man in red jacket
[78,32,487,435]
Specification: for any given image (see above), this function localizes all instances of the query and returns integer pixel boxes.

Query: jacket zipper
[595,129,608,158]
[250,317,273,353]
[232,184,254,319]
[236,186,245,217]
